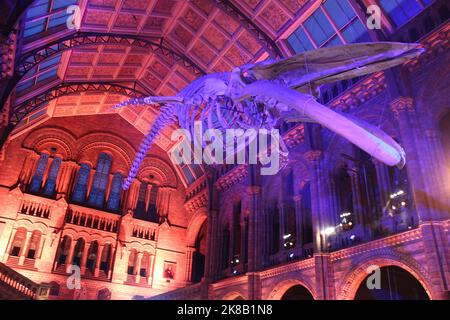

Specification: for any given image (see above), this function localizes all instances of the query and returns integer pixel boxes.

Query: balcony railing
[0,261,49,300]
[65,205,120,233]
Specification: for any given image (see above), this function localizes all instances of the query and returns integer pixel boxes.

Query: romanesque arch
[267,278,316,300]
[337,251,435,300]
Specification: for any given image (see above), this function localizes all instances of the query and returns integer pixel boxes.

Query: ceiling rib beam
[0,81,148,148]
[213,0,283,58]
[1,31,207,114]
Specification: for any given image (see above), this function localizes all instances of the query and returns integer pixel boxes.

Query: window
[29,154,49,193]
[43,157,62,197]
[269,202,280,255]
[72,163,91,203]
[134,182,148,220]
[88,153,112,208]
[86,241,98,273]
[106,173,123,212]
[170,143,204,186]
[72,238,85,267]
[55,235,71,266]
[26,231,42,259]
[147,185,159,223]
[10,228,27,257]
[23,0,78,39]
[232,201,241,259]
[100,244,112,274]
[287,0,371,54]
[221,226,230,270]
[127,250,137,275]
[379,0,428,28]
[16,53,61,95]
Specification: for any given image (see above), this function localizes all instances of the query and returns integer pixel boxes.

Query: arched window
[127,249,137,275]
[88,153,112,208]
[140,252,150,277]
[106,172,123,212]
[134,181,148,219]
[26,230,41,259]
[100,244,112,275]
[86,241,98,274]
[55,236,71,267]
[232,201,241,260]
[147,185,159,223]
[357,149,381,220]
[29,153,49,193]
[43,157,62,197]
[284,205,296,249]
[300,182,313,245]
[269,202,280,255]
[72,163,91,203]
[335,165,353,216]
[192,222,206,283]
[71,238,85,267]
[10,228,27,257]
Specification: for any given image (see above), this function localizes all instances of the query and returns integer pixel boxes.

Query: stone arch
[337,250,435,300]
[22,126,77,160]
[266,274,317,300]
[186,207,208,247]
[75,132,137,172]
[15,219,48,234]
[137,156,178,188]
[221,291,247,300]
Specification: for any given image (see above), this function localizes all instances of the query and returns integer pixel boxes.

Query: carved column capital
[389,97,414,117]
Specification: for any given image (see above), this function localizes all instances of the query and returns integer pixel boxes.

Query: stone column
[57,162,78,197]
[148,254,155,286]
[278,202,286,251]
[135,252,143,283]
[390,97,429,222]
[3,228,17,262]
[246,185,262,272]
[293,195,303,256]
[80,242,90,274]
[18,230,32,265]
[371,159,391,206]
[65,240,76,273]
[94,244,104,277]
[304,150,327,253]
[347,167,363,225]
[184,246,196,283]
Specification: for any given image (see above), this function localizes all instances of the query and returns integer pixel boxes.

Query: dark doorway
[281,285,314,300]
[354,266,429,300]
[192,222,207,283]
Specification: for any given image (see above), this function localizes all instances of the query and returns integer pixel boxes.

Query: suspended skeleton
[114,42,423,190]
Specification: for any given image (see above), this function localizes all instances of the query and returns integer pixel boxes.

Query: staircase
[0,261,49,300]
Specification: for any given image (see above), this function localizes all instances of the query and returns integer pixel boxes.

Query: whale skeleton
[113,42,424,190]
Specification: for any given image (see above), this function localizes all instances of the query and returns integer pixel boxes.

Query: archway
[281,285,314,300]
[191,221,207,283]
[354,266,429,300]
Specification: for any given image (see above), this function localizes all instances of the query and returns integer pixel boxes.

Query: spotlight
[322,227,336,236]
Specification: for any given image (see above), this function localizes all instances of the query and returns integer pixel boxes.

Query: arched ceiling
[7,0,313,149]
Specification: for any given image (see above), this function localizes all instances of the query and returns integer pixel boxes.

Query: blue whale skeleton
[113,42,424,190]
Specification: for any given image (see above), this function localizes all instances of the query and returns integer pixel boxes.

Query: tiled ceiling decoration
[14,0,314,149]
